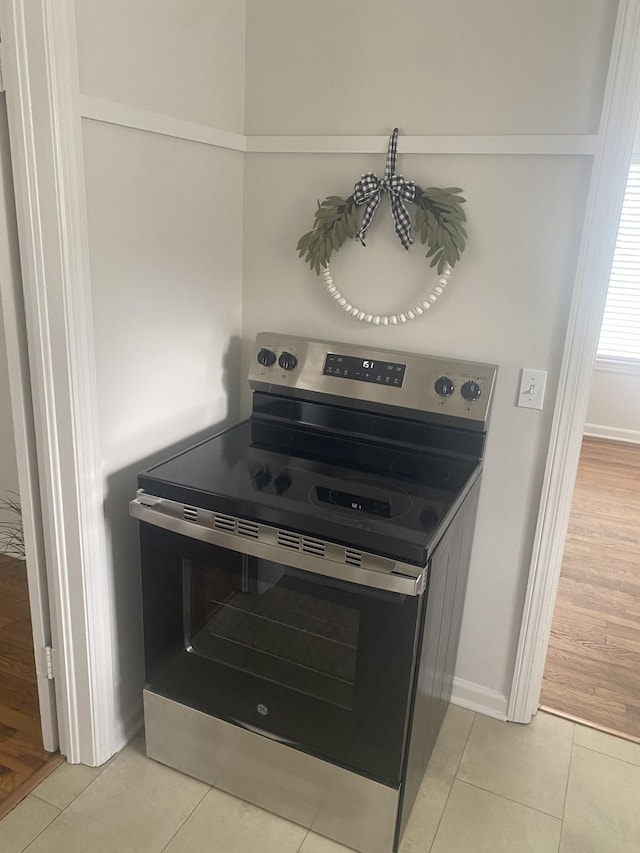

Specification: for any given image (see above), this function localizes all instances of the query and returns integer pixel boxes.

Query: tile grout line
[453,712,477,779]
[427,711,477,852]
[452,778,565,824]
[20,803,63,853]
[158,784,211,853]
[18,759,112,853]
[295,828,312,852]
[557,732,577,853]
[19,758,119,852]
[29,760,110,812]
[573,741,640,769]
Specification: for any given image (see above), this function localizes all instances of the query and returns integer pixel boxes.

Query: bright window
[597,156,640,362]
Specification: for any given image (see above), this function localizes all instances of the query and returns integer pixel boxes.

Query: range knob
[434,376,455,397]
[278,351,298,371]
[257,347,276,367]
[461,380,481,401]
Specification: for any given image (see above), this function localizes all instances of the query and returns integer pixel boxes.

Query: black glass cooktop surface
[138,419,480,565]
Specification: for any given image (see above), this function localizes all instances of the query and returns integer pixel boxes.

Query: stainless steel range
[130,332,497,853]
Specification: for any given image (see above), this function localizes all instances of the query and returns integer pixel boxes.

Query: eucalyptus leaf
[443,231,455,257]
[296,231,313,252]
[297,174,466,276]
[441,221,459,238]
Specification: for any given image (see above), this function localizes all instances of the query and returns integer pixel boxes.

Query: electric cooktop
[138,419,480,566]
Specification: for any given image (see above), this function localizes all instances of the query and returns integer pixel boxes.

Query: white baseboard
[451,677,508,721]
[583,423,640,444]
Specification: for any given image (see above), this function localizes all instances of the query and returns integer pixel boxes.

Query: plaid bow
[353,128,416,250]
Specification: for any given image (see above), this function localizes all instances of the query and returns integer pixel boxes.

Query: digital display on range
[316,486,391,517]
[323,353,406,387]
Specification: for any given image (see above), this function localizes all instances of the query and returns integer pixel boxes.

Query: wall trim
[508,0,640,724]
[245,135,598,156]
[79,95,598,156]
[451,677,508,721]
[583,423,640,443]
[0,0,118,765]
[79,95,247,152]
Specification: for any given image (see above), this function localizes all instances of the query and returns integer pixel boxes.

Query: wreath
[296,128,467,324]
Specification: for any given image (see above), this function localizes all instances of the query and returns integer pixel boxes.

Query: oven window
[183,557,360,710]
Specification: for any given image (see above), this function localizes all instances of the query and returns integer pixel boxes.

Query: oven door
[139,522,426,787]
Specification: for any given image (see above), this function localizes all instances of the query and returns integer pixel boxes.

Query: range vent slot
[277,531,301,550]
[344,548,363,566]
[237,520,259,539]
[302,537,325,557]
[176,506,381,574]
[183,505,198,523]
[213,513,236,533]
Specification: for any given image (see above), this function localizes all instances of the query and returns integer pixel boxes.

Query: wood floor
[0,553,60,817]
[541,436,640,741]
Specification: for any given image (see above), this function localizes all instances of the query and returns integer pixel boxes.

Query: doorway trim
[0,0,117,763]
[0,90,58,751]
[508,0,640,723]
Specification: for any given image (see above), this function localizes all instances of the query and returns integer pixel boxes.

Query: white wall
[585,364,640,442]
[75,0,246,734]
[75,0,245,132]
[245,0,612,136]
[242,0,618,715]
[0,98,20,501]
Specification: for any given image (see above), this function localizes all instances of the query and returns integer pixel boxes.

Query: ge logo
[257,703,269,716]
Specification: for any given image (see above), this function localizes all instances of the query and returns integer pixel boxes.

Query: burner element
[419,508,441,531]
[390,458,451,486]
[250,422,293,450]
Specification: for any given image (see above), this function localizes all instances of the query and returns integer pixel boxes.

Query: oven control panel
[248,332,498,428]
[323,353,407,387]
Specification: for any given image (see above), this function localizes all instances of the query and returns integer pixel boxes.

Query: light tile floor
[2,708,640,852]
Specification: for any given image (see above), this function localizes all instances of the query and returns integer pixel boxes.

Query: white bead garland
[321,262,452,324]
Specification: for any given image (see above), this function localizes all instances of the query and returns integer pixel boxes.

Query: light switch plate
[518,368,547,410]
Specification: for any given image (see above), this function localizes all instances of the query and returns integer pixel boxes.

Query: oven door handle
[130,495,428,597]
